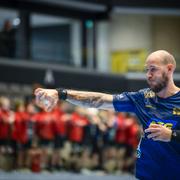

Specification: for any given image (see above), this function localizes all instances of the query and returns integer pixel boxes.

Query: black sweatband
[56,88,67,100]
[171,130,180,143]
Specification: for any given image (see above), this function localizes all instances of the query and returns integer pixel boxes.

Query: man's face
[145,58,169,93]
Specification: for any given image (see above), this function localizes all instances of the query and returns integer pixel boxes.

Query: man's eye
[145,67,157,73]
[151,68,156,72]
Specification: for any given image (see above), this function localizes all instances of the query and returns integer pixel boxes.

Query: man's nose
[146,71,152,79]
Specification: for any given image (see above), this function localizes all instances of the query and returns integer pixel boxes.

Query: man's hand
[34,88,59,112]
[145,124,172,142]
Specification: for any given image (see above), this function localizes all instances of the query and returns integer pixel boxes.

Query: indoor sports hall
[0,0,180,180]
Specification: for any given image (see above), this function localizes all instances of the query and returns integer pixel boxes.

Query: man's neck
[156,84,179,98]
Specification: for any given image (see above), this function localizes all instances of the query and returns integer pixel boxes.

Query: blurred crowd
[0,96,141,175]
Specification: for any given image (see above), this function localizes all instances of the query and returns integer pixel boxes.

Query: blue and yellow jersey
[113,88,180,180]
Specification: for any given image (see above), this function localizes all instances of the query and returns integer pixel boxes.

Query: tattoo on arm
[66,90,114,110]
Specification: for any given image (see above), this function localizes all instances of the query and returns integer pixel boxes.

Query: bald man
[35,50,180,179]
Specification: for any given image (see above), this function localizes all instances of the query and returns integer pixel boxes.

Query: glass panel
[0,8,18,59]
[30,13,81,66]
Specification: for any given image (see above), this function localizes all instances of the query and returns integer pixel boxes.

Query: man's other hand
[145,124,172,142]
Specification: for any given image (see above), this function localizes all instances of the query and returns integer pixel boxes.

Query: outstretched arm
[34,88,114,112]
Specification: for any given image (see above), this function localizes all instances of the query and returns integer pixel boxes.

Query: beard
[147,72,169,93]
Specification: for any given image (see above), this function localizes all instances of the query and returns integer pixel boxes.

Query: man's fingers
[34,88,43,95]
[46,101,55,112]
[145,127,160,133]
[34,88,58,112]
[149,124,161,128]
[147,132,160,139]
[152,137,161,141]
[39,93,47,102]
[46,105,53,112]
[44,97,57,112]
[35,91,46,104]
[35,93,45,106]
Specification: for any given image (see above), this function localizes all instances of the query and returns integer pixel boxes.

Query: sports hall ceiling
[0,0,180,20]
[32,0,180,9]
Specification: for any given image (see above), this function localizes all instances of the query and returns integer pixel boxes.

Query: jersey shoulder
[138,88,155,99]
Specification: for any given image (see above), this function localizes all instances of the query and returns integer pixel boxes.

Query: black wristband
[56,88,67,100]
[171,130,180,143]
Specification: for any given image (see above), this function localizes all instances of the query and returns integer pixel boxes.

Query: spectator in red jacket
[0,97,14,153]
[12,102,30,169]
[68,107,89,152]
[0,97,14,170]
[51,102,71,170]
[34,109,55,170]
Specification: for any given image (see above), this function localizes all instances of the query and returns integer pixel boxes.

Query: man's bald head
[147,50,176,69]
[145,50,177,93]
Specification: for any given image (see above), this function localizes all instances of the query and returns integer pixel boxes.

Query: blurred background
[0,0,180,179]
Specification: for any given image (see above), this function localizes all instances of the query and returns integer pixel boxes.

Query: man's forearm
[66,90,114,110]
[34,88,114,112]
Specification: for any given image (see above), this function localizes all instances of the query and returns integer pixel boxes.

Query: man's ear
[167,64,175,73]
